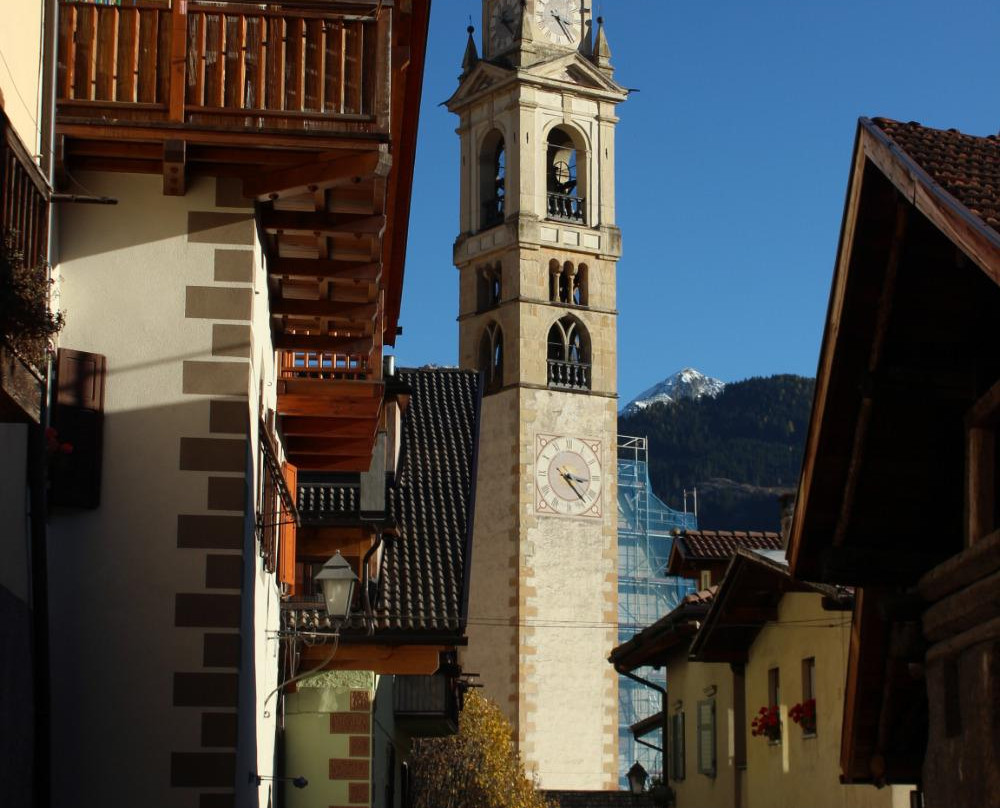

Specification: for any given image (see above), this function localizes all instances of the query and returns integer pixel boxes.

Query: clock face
[489,0,521,54]
[534,434,603,518]
[536,0,580,47]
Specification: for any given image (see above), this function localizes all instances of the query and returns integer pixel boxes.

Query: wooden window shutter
[278,462,298,591]
[50,348,106,508]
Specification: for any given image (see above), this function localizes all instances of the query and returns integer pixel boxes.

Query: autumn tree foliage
[411,690,553,808]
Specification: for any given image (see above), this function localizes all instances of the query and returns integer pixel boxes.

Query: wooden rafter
[245,147,391,200]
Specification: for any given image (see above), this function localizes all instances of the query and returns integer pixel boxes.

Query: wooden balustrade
[1,117,50,272]
[57,0,390,134]
[280,348,375,381]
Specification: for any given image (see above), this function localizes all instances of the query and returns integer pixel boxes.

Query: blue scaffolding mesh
[617,436,697,787]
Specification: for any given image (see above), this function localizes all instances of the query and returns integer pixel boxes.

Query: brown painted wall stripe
[173,672,239,707]
[201,712,239,747]
[350,690,371,711]
[177,514,245,549]
[211,324,252,358]
[209,401,249,435]
[207,476,246,511]
[199,794,235,808]
[183,361,249,397]
[329,759,368,779]
[214,250,254,283]
[175,593,241,628]
[348,782,370,804]
[215,177,253,210]
[205,555,243,589]
[188,212,253,245]
[348,736,370,757]
[170,752,237,787]
[331,713,369,733]
[186,287,253,321]
[180,438,246,472]
[203,634,241,668]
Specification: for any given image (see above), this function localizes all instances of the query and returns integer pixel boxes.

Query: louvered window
[697,699,716,776]
[670,712,685,781]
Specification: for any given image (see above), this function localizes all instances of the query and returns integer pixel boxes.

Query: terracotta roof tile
[871,118,1000,233]
[675,529,783,561]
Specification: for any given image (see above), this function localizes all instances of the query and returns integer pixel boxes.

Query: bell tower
[447,1,627,790]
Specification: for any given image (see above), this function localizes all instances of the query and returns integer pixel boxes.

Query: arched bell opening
[476,263,502,311]
[479,321,504,393]
[546,126,587,225]
[546,315,591,390]
[479,129,506,230]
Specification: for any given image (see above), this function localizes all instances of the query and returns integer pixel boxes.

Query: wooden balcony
[1,113,51,424]
[393,674,460,737]
[57,0,390,151]
[55,0,431,475]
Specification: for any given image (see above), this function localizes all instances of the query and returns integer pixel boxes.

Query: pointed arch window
[547,316,591,391]
[479,322,504,393]
[546,127,586,225]
[480,130,506,230]
[477,263,502,311]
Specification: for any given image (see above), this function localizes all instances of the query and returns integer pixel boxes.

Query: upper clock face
[536,0,580,47]
[489,0,521,53]
[534,434,603,518]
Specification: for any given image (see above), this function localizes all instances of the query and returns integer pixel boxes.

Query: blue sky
[395,0,1000,404]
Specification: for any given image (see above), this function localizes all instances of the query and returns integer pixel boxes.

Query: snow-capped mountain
[620,368,726,416]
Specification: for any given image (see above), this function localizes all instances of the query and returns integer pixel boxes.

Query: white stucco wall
[0,0,45,153]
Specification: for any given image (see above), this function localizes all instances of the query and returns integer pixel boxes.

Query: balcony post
[168,0,188,122]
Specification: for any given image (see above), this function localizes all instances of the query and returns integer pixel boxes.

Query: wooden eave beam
[297,526,373,560]
[280,417,375,438]
[268,258,381,283]
[277,397,380,418]
[291,456,376,472]
[245,147,391,200]
[270,300,378,321]
[273,334,372,353]
[286,437,374,456]
[262,210,386,238]
[299,642,446,675]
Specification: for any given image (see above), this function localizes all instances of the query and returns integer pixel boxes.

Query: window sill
[802,732,817,740]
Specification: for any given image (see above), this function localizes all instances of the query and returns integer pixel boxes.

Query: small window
[699,569,712,591]
[768,667,781,709]
[697,699,716,777]
[477,264,502,311]
[479,322,504,394]
[796,657,817,736]
[670,712,685,781]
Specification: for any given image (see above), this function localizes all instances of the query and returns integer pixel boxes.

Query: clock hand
[558,466,587,501]
[552,12,575,41]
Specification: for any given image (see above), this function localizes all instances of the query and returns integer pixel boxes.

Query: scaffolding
[616,435,697,787]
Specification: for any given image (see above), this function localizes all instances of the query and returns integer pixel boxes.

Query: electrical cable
[262,632,339,718]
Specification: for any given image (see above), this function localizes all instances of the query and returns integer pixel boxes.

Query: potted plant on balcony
[0,231,62,369]
[789,698,817,734]
[750,705,781,742]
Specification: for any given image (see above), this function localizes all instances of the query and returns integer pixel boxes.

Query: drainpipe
[616,664,667,778]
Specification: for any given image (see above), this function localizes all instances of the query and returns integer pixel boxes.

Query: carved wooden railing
[57,0,390,134]
[547,359,590,391]
[279,348,375,381]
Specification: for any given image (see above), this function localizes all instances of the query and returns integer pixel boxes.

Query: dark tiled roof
[285,368,482,639]
[297,481,359,518]
[871,118,1000,232]
[380,368,481,634]
[674,530,783,561]
[544,792,661,808]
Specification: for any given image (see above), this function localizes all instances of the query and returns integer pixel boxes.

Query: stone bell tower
[446,1,628,790]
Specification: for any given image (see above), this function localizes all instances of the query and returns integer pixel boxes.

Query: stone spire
[462,25,479,76]
[591,16,613,75]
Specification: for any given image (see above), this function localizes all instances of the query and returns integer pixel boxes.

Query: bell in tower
[447,0,629,791]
